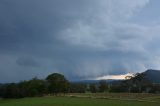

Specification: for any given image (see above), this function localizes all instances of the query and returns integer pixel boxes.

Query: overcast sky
[1,0,160,82]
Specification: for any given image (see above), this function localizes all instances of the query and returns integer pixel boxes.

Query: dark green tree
[27,78,47,96]
[99,80,108,92]
[130,73,149,92]
[89,84,98,93]
[46,73,69,95]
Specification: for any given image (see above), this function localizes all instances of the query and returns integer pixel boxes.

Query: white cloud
[95,73,134,80]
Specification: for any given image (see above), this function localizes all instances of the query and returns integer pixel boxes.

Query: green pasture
[0,93,160,106]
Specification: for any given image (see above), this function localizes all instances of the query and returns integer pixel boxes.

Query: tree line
[0,72,160,98]
[0,73,69,98]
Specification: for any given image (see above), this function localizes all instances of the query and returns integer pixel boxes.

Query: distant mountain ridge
[73,69,160,84]
[143,69,160,83]
[72,79,122,84]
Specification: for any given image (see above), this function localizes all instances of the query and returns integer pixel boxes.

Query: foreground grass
[0,96,159,106]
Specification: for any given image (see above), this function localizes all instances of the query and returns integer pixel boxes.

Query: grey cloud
[16,56,39,67]
[1,0,160,82]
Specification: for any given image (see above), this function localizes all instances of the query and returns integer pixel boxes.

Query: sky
[0,0,160,82]
[95,73,133,80]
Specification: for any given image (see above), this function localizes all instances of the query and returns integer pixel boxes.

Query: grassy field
[0,93,160,106]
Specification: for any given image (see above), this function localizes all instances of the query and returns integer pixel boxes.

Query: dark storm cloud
[0,0,98,82]
[16,56,39,67]
[1,0,160,82]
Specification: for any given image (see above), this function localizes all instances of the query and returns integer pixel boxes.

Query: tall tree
[99,80,108,92]
[46,73,69,95]
[89,84,98,93]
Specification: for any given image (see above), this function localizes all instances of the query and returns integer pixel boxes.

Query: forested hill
[143,69,160,83]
